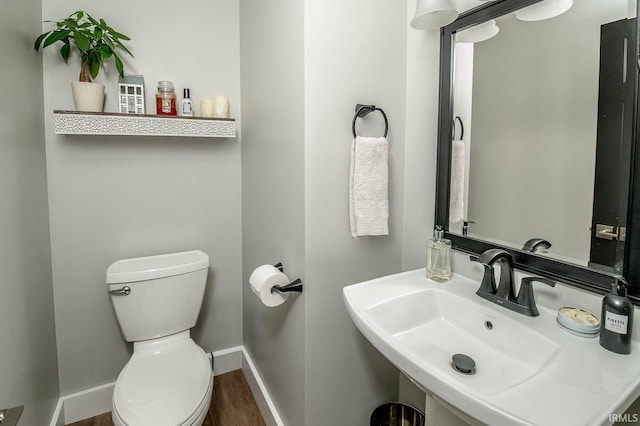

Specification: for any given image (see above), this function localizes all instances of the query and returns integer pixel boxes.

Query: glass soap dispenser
[427,225,452,282]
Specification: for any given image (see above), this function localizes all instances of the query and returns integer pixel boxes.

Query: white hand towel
[449,139,466,224]
[350,136,389,237]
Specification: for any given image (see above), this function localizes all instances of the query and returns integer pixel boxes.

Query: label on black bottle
[605,311,628,334]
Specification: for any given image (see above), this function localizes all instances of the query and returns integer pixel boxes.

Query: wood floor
[68,369,265,426]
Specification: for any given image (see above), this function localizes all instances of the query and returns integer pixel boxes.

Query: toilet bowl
[111,331,213,426]
[107,251,212,426]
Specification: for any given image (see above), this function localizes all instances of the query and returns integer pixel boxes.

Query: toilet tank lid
[106,250,209,284]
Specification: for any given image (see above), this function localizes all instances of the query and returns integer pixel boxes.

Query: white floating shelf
[53,110,236,138]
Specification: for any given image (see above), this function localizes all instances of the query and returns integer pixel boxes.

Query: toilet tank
[107,250,209,342]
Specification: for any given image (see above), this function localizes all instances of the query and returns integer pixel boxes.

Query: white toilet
[107,250,213,426]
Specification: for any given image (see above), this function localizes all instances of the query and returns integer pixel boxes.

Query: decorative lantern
[118,74,145,114]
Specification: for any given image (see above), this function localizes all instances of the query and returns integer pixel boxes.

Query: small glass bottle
[156,81,177,116]
[426,225,452,282]
[181,88,193,117]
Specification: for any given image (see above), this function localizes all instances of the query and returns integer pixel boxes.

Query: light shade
[456,20,500,43]
[515,0,573,21]
[411,0,459,30]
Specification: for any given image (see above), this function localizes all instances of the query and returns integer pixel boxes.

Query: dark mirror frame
[435,0,640,303]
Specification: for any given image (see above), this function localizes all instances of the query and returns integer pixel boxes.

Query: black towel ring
[352,104,388,138]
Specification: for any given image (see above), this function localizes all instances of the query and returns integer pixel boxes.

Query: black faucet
[522,238,552,253]
[471,249,556,316]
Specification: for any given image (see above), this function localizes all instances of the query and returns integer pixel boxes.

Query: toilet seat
[112,336,213,426]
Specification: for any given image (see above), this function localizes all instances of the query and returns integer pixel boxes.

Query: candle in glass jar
[156,81,177,115]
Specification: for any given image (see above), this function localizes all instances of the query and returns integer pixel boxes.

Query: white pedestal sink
[343,269,640,426]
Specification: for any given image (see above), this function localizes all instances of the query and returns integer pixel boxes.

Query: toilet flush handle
[108,286,131,296]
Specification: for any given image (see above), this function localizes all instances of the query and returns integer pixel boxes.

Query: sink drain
[451,353,476,375]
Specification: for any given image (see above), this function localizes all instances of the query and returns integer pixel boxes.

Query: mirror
[450,0,633,272]
[435,0,640,301]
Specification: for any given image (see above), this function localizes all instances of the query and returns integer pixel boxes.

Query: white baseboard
[49,398,64,426]
[62,382,115,424]
[241,347,284,426]
[48,345,281,426]
[210,345,243,376]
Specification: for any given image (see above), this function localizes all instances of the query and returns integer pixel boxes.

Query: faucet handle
[522,238,552,253]
[473,250,516,301]
[470,254,496,294]
[517,276,556,316]
[471,249,512,296]
[474,249,511,266]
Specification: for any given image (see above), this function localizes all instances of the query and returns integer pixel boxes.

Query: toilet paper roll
[249,264,290,307]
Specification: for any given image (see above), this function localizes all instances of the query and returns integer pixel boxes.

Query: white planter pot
[71,82,105,112]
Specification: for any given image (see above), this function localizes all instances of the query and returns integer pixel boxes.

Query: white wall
[15,0,441,423]
[240,0,307,425]
[41,0,243,395]
[304,0,408,424]
[243,0,413,424]
[0,0,60,424]
[402,2,442,271]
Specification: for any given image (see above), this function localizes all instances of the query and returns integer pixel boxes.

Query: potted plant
[35,11,133,112]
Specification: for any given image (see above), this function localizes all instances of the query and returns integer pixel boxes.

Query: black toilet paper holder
[272,262,304,293]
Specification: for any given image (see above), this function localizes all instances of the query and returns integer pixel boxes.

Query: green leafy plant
[34,11,133,83]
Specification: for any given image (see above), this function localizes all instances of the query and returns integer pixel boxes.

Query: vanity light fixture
[456,20,500,43]
[410,0,459,30]
[515,0,573,21]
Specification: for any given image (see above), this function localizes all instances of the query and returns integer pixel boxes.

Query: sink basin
[370,288,559,395]
[344,270,640,426]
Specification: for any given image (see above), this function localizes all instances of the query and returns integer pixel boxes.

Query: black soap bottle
[600,277,634,354]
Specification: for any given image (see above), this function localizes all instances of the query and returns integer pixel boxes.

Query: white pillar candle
[212,96,229,118]
[200,99,215,117]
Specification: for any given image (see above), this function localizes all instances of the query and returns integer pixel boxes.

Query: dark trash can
[370,402,425,426]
